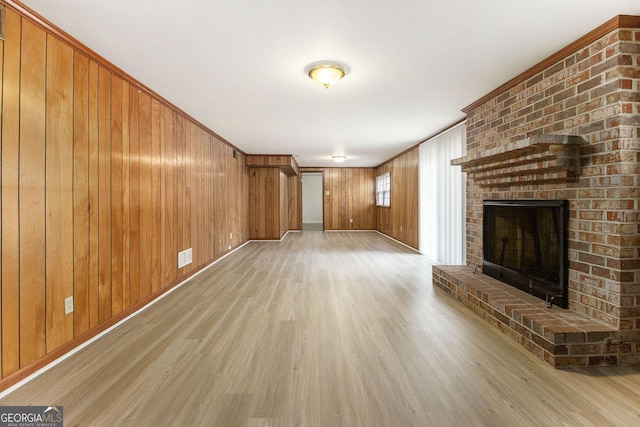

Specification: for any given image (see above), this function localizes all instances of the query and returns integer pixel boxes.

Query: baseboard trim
[0,240,251,398]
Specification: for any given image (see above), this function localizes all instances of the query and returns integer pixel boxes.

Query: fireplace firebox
[482,200,568,308]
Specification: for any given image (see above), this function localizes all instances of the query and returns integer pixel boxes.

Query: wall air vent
[177,248,192,268]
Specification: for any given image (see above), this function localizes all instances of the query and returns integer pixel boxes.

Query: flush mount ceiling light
[332,155,347,163]
[307,63,346,89]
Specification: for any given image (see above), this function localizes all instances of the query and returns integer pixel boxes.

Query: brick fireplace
[433,16,640,367]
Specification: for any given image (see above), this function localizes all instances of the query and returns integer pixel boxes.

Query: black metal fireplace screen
[482,200,568,308]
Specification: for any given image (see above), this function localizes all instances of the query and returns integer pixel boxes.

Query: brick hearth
[432,266,640,367]
[437,16,640,367]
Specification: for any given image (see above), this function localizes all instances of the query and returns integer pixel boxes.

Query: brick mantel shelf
[451,134,581,187]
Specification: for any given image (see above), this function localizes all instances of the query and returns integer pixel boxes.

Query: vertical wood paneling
[339,169,348,229]
[209,137,222,258]
[223,144,231,247]
[211,137,220,257]
[196,128,205,266]
[230,150,242,246]
[0,30,3,380]
[288,175,301,231]
[189,124,198,268]
[162,106,175,284]
[279,171,289,238]
[19,19,47,366]
[128,86,140,306]
[184,119,191,259]
[73,52,90,337]
[299,168,376,231]
[0,5,251,388]
[375,148,419,249]
[121,81,131,310]
[137,93,152,300]
[250,166,376,234]
[215,141,227,252]
[45,34,74,352]
[200,134,211,263]
[221,145,230,249]
[248,168,257,239]
[324,169,335,229]
[1,8,20,376]
[97,67,112,324]
[242,155,250,240]
[87,60,100,329]
[233,153,241,241]
[110,76,123,316]
[174,115,184,276]
[150,99,162,293]
[249,167,282,240]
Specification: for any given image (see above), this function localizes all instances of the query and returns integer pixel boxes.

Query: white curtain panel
[419,123,466,264]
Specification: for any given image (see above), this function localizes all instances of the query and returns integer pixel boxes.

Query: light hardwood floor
[2,231,640,426]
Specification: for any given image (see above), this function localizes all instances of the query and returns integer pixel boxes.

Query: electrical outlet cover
[64,296,74,314]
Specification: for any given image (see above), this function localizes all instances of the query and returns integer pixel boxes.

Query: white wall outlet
[350,218,353,223]
[325,190,330,196]
[229,232,233,240]
[178,248,193,268]
[400,226,403,231]
[228,245,232,250]
[64,296,74,315]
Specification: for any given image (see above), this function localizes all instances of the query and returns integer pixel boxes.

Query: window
[376,172,390,207]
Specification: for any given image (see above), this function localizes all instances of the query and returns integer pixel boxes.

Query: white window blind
[376,172,390,207]
[418,123,466,264]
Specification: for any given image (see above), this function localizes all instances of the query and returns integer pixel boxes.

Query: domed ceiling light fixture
[307,63,346,89]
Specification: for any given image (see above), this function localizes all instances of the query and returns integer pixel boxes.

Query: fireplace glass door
[483,200,568,308]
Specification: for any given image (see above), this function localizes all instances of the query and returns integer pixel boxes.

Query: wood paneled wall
[288,175,301,231]
[375,148,419,249]
[279,172,289,237]
[300,168,376,230]
[246,155,299,235]
[249,168,288,240]
[0,6,249,387]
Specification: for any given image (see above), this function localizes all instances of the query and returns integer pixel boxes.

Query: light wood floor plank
[2,231,640,426]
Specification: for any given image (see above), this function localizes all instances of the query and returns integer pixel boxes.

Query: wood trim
[0,0,245,155]
[300,166,375,170]
[462,15,640,113]
[245,154,299,176]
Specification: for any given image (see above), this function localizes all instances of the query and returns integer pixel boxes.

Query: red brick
[620,42,640,54]
[578,52,604,72]
[578,76,602,93]
[462,25,640,345]
[579,252,606,266]
[554,87,576,103]
[577,211,604,221]
[590,57,620,77]
[566,93,591,108]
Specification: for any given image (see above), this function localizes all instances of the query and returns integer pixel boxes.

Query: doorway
[302,172,323,231]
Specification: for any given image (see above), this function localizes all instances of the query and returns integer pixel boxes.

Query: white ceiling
[19,0,640,167]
